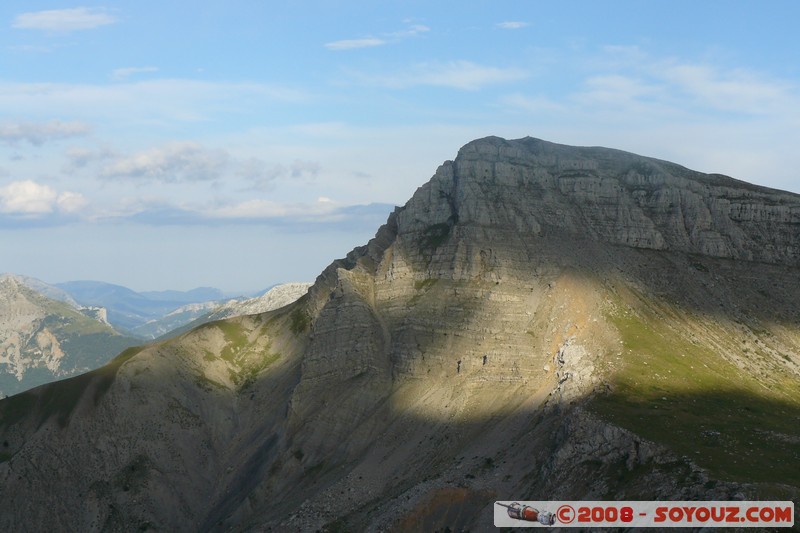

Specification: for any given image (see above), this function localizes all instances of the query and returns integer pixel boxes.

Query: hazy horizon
[2,1,800,291]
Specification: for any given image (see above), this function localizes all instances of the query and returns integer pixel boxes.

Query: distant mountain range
[54,280,232,337]
[0,275,311,396]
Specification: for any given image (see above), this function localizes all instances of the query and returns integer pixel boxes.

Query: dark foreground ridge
[1,136,798,531]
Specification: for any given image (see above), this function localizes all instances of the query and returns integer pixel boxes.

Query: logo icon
[557,504,576,524]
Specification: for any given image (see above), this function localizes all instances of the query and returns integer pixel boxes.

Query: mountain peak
[395,136,800,267]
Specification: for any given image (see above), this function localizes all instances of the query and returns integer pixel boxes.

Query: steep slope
[1,137,799,532]
[0,275,140,398]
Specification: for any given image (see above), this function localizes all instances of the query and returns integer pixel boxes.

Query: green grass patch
[289,308,311,335]
[419,223,451,253]
[414,278,439,291]
[238,351,281,389]
[217,321,249,363]
[590,308,800,487]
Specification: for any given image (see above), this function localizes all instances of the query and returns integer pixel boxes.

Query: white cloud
[94,141,320,188]
[202,198,342,221]
[387,24,431,38]
[12,7,117,32]
[100,142,230,182]
[325,38,386,51]
[111,66,159,81]
[359,60,529,90]
[326,22,430,51]
[0,180,86,216]
[64,146,115,170]
[0,120,91,146]
[0,181,57,214]
[655,63,794,115]
[56,191,89,213]
[503,47,800,122]
[496,21,529,29]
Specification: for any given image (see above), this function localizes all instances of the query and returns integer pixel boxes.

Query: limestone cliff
[1,137,798,532]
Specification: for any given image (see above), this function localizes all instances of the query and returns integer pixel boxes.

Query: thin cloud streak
[0,120,91,146]
[354,60,528,90]
[111,66,159,81]
[325,38,386,51]
[496,21,529,29]
[326,22,430,50]
[0,79,311,124]
[12,7,117,32]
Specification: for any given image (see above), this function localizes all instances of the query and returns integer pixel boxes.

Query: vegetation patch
[419,223,451,253]
[414,278,439,292]
[217,321,249,363]
[590,307,800,487]
[238,351,281,389]
[289,308,311,335]
[194,374,226,392]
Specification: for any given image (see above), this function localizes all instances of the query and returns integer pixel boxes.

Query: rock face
[1,137,799,532]
[415,136,800,264]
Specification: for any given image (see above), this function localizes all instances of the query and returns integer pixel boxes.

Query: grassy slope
[590,290,800,490]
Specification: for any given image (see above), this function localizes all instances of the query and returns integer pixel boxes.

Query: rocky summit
[1,136,799,532]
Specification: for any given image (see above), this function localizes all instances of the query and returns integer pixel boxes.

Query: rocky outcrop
[1,137,798,532]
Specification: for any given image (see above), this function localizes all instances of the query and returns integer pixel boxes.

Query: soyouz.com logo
[493,501,795,528]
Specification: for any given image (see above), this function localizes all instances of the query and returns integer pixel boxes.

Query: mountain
[204,282,312,320]
[0,274,140,398]
[55,280,232,338]
[133,300,235,340]
[1,136,799,531]
[140,287,225,303]
[158,282,314,340]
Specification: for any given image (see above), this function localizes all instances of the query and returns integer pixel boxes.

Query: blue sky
[1,2,799,292]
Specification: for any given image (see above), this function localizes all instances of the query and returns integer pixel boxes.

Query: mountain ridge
[0,136,798,531]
